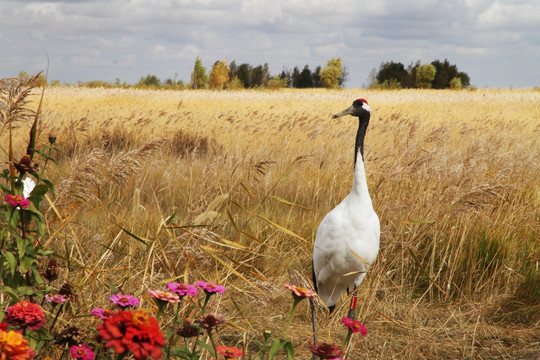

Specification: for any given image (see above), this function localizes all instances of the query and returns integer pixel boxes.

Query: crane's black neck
[354,113,370,165]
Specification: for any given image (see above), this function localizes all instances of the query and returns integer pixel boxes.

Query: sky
[1,0,539,88]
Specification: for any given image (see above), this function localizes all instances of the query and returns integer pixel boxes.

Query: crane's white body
[313,150,380,308]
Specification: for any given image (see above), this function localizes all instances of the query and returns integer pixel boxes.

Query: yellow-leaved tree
[321,58,344,89]
[209,60,230,90]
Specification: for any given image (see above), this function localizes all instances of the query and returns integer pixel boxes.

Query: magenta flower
[342,317,367,336]
[148,290,180,303]
[167,282,198,297]
[90,308,115,320]
[195,281,226,295]
[109,294,140,307]
[69,343,95,359]
[45,294,67,304]
[4,194,31,209]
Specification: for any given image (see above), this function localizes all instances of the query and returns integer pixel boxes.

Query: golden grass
[2,86,540,359]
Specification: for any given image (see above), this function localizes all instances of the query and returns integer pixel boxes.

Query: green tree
[376,61,407,88]
[137,74,161,87]
[416,63,436,88]
[321,58,344,88]
[209,60,230,90]
[191,56,208,89]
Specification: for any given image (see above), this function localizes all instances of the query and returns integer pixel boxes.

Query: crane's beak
[331,105,355,119]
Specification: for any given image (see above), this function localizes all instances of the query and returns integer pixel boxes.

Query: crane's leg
[310,298,317,360]
[347,286,358,320]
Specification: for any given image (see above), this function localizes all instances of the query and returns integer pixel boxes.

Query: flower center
[132,311,150,326]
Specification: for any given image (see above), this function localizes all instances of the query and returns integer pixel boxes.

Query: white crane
[312,98,380,320]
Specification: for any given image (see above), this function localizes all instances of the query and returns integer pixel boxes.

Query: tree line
[188,57,348,90]
[368,59,471,89]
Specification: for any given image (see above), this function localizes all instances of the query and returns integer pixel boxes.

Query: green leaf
[16,237,27,258]
[196,340,216,356]
[3,251,17,274]
[283,340,295,360]
[0,286,21,301]
[116,224,148,246]
[268,339,284,359]
[19,256,36,273]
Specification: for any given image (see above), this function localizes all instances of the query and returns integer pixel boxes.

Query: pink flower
[284,284,317,300]
[166,283,198,297]
[4,300,46,331]
[4,194,31,209]
[69,343,95,359]
[195,281,226,295]
[109,294,140,307]
[91,308,115,320]
[148,290,180,303]
[45,294,67,304]
[341,317,367,336]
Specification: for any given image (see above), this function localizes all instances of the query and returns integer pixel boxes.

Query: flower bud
[49,132,57,145]
[44,258,60,282]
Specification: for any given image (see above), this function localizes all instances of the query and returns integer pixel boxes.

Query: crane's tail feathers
[311,260,319,294]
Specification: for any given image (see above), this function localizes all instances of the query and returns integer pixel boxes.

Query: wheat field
[3,86,540,359]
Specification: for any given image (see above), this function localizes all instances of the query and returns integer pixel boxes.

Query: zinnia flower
[109,294,140,307]
[45,294,67,304]
[4,300,46,331]
[148,290,180,303]
[176,320,202,338]
[0,329,33,360]
[309,342,345,359]
[216,345,243,359]
[97,310,165,360]
[196,313,225,330]
[284,284,317,300]
[195,281,226,295]
[69,343,95,360]
[4,194,31,209]
[341,317,367,336]
[166,282,198,297]
[91,308,115,320]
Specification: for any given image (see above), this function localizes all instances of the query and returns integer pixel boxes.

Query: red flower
[341,317,367,336]
[216,345,243,359]
[97,310,165,360]
[309,342,345,359]
[4,300,46,331]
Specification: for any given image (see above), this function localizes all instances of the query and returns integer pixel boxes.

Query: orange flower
[0,329,33,360]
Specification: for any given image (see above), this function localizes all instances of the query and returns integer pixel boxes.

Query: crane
[312,98,380,320]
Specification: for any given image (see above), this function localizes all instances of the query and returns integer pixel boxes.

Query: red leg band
[350,295,358,310]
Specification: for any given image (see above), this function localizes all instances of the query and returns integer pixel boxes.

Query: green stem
[284,299,300,339]
[207,329,218,357]
[49,303,65,334]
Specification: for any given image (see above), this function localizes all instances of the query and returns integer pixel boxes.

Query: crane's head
[332,99,371,119]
